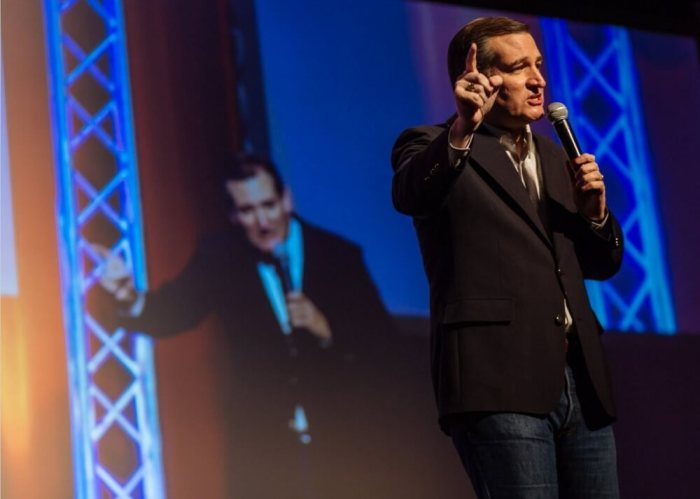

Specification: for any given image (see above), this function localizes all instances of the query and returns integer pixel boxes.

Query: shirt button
[554,314,564,326]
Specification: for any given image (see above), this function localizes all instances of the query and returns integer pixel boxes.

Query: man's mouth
[528,94,543,105]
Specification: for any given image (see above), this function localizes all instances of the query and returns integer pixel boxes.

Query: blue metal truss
[540,19,676,333]
[44,0,166,497]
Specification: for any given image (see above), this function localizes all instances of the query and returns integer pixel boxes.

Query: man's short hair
[447,17,530,86]
[224,153,286,196]
[221,153,286,212]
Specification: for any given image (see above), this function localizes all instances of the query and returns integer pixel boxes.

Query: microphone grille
[547,102,568,122]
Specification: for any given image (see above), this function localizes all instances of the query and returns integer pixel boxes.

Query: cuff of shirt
[124,292,146,317]
[588,211,609,231]
[447,130,474,169]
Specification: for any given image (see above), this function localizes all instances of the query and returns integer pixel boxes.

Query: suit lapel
[469,128,552,246]
[534,134,582,263]
[224,234,288,336]
[535,135,574,212]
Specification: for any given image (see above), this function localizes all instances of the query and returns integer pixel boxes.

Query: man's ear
[282,187,293,213]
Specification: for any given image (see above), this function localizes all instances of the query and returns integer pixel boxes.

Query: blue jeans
[449,366,620,499]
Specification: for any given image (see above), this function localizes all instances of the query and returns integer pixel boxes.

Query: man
[103,154,389,345]
[99,153,395,495]
[391,17,624,498]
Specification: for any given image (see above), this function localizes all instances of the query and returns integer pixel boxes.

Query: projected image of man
[97,153,394,464]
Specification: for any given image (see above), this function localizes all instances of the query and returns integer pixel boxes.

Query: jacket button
[554,314,564,326]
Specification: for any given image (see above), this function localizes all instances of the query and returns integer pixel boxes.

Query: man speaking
[391,17,624,498]
[98,153,395,495]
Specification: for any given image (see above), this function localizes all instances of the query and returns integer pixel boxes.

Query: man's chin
[255,238,282,254]
[528,104,545,120]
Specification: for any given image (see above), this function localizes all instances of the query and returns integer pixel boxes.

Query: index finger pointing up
[465,43,478,73]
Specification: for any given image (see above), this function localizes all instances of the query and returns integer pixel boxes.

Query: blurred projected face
[485,32,546,130]
[226,170,292,253]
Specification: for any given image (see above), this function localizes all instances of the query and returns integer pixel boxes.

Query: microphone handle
[276,257,294,295]
[553,118,582,160]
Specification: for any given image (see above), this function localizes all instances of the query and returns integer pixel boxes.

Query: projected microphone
[547,102,582,160]
[272,244,294,294]
[272,244,300,344]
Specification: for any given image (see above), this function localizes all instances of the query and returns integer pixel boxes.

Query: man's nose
[255,210,271,228]
[530,68,546,88]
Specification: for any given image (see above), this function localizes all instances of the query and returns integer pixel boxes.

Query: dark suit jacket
[119,218,397,495]
[123,217,394,430]
[391,121,624,432]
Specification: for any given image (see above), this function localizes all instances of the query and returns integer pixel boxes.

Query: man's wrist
[585,211,612,240]
[119,292,146,317]
[448,120,475,150]
[587,210,609,229]
[448,123,474,170]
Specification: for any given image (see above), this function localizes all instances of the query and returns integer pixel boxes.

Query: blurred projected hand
[93,244,137,304]
[286,291,332,345]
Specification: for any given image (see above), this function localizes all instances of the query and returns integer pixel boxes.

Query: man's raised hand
[450,43,503,147]
[93,244,137,304]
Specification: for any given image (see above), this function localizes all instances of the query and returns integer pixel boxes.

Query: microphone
[272,244,294,294]
[547,102,582,160]
[272,243,300,345]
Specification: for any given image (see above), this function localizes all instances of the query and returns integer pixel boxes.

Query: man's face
[226,170,292,253]
[485,33,546,130]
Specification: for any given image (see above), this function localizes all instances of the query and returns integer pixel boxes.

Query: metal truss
[44,0,166,497]
[540,19,676,333]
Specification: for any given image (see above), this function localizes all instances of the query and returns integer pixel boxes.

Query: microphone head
[547,102,568,123]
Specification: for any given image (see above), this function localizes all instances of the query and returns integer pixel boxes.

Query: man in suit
[99,153,395,496]
[391,17,624,498]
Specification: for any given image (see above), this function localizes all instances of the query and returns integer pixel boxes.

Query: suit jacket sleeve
[120,237,220,337]
[391,125,467,217]
[540,138,624,281]
[302,227,396,355]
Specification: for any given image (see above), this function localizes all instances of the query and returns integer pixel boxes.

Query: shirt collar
[275,216,301,258]
[498,124,533,160]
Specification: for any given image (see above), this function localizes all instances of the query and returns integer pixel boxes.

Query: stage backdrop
[2,0,699,498]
